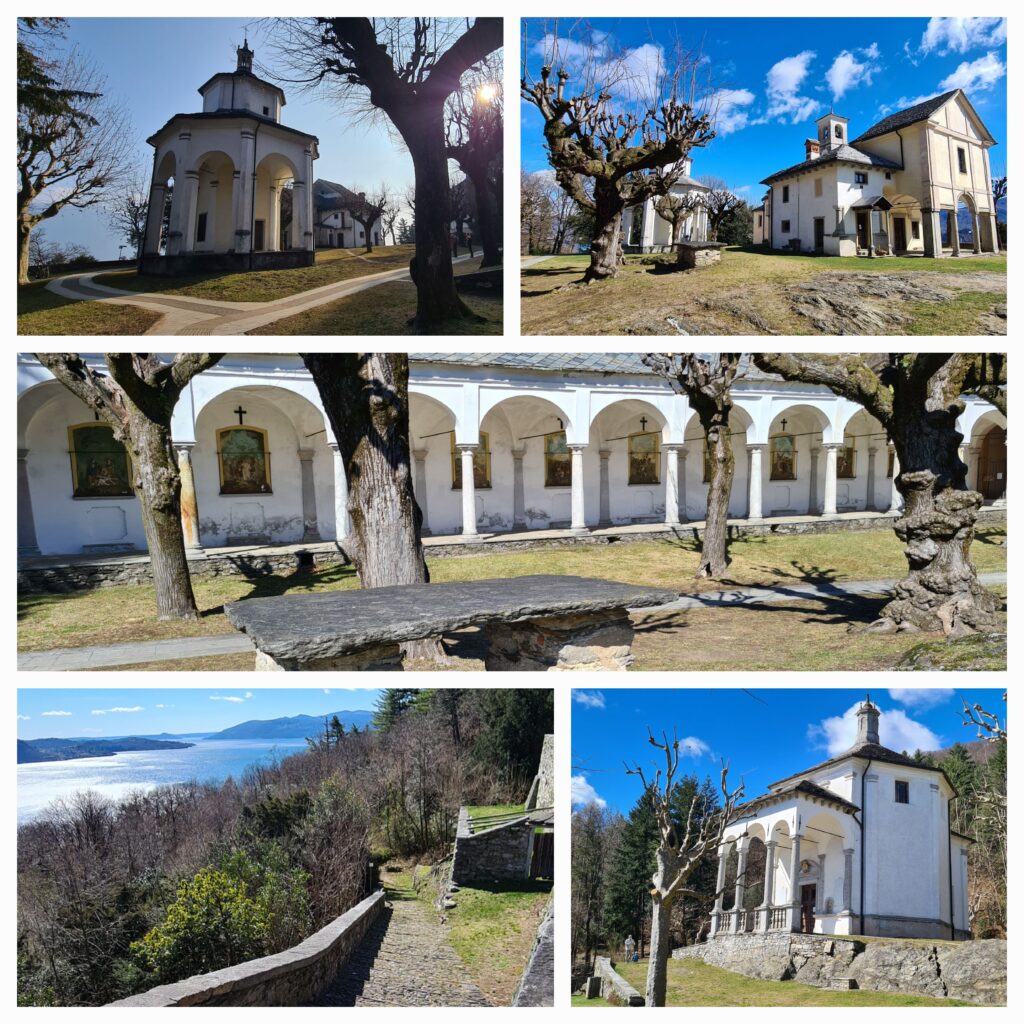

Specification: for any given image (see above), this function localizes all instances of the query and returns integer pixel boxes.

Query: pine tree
[372,689,419,732]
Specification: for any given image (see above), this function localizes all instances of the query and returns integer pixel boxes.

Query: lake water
[17,738,309,824]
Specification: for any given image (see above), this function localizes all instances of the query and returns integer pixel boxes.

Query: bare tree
[108,168,150,259]
[753,353,1006,637]
[992,175,1006,208]
[961,693,1007,742]
[35,354,223,620]
[522,25,716,282]
[17,48,132,283]
[626,730,743,1007]
[699,177,741,240]
[270,17,502,331]
[520,170,553,253]
[654,191,704,244]
[344,188,387,252]
[642,354,743,577]
[377,181,400,245]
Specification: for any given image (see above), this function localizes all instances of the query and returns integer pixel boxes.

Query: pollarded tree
[642,353,743,577]
[653,191,704,244]
[272,18,502,331]
[344,189,387,252]
[522,27,717,282]
[36,353,223,620]
[698,176,741,240]
[753,353,1006,637]
[626,730,743,1007]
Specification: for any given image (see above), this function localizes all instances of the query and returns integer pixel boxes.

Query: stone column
[412,449,430,535]
[178,169,200,253]
[732,838,749,933]
[921,208,940,257]
[143,182,166,255]
[822,443,841,516]
[888,445,903,513]
[842,848,854,913]
[746,444,765,520]
[297,448,321,541]
[815,854,826,914]
[328,442,351,542]
[663,444,681,526]
[865,445,878,511]
[570,444,588,534]
[788,832,802,932]
[302,146,315,251]
[233,129,257,254]
[808,446,820,514]
[293,180,310,251]
[17,449,40,556]
[711,843,729,937]
[512,448,526,530]
[759,839,777,933]
[972,210,982,254]
[204,181,219,251]
[679,448,689,522]
[268,184,281,251]
[597,449,611,527]
[457,445,480,540]
[174,443,203,555]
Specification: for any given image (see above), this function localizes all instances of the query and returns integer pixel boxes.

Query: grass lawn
[466,804,526,821]
[92,245,417,302]
[17,279,162,336]
[520,248,1006,335]
[247,257,502,335]
[573,958,974,1007]
[18,527,1006,664]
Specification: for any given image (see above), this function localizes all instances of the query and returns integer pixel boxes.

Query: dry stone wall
[512,900,554,1006]
[451,808,532,885]
[592,956,644,1006]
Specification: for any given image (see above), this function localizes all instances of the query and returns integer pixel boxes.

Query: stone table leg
[254,642,405,671]
[482,608,635,671]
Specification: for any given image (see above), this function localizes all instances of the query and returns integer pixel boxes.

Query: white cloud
[573,690,606,710]
[939,51,1006,94]
[17,714,30,721]
[888,689,955,710]
[765,51,818,124]
[826,45,881,101]
[809,702,941,756]
[323,689,331,695]
[245,692,253,700]
[210,696,245,703]
[42,710,72,717]
[155,703,174,709]
[678,735,712,759]
[571,774,606,808]
[105,706,144,714]
[91,710,106,716]
[921,18,1007,56]
[715,88,756,135]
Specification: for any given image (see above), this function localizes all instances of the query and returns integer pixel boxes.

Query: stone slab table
[223,575,676,671]
[675,240,727,269]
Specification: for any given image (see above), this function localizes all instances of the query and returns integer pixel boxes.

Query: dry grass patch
[17,280,162,335]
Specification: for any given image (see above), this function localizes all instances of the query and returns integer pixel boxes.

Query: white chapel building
[759,89,1000,257]
[141,42,318,275]
[16,354,1005,558]
[712,698,971,941]
[621,159,711,252]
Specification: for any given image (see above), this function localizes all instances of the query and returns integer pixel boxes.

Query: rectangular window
[854,172,868,185]
[544,431,572,488]
[895,780,909,804]
[957,148,967,174]
[450,431,491,490]
[628,432,660,485]
[263,105,270,116]
[756,214,762,227]
[814,177,823,198]
[911,221,921,240]
[782,185,790,203]
[781,219,791,233]
[196,212,207,244]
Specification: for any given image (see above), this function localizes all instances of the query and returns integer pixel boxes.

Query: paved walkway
[314,887,491,1007]
[45,255,475,336]
[16,572,1006,671]
[521,255,556,270]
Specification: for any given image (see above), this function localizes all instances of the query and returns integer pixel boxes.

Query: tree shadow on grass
[203,559,359,618]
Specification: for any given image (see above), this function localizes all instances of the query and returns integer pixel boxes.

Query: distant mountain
[207,710,375,741]
[18,736,194,765]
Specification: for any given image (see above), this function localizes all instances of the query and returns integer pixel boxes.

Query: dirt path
[314,878,492,1007]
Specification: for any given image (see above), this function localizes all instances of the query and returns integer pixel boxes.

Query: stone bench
[224,574,675,671]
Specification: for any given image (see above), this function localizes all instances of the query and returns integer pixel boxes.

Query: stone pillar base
[254,643,404,672]
[185,547,208,560]
[483,609,634,671]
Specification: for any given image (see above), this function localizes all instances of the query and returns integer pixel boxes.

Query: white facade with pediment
[16,354,1005,557]
[621,159,711,253]
[712,700,971,942]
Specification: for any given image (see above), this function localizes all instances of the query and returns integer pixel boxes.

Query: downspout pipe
[947,811,956,940]
[859,757,872,936]
[249,121,261,271]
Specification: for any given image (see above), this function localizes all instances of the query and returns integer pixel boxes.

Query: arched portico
[964,412,1007,501]
[682,405,754,520]
[192,150,237,253]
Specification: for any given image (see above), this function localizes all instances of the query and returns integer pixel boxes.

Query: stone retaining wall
[451,807,533,885]
[592,956,644,1006]
[108,889,385,1007]
[672,933,1006,1006]
[526,734,555,810]
[512,900,554,1006]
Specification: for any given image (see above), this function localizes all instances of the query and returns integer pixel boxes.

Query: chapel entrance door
[800,885,816,933]
[813,218,825,252]
[893,217,908,252]
[253,220,265,252]
[856,212,870,249]
[980,427,1007,499]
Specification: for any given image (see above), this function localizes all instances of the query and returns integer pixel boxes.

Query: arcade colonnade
[15,357,1007,557]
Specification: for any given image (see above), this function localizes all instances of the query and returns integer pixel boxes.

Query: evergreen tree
[472,689,554,789]
[603,789,659,955]
[372,689,419,732]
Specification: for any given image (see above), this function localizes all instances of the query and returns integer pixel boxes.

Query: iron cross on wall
[234,405,247,425]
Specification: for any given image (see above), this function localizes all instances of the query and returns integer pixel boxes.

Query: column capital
[173,441,197,455]
[455,442,479,453]
[297,447,315,462]
[597,448,611,459]
[511,447,526,460]
[662,442,684,453]
[412,448,428,462]
[327,440,340,454]
[868,445,878,455]
[568,443,588,453]
[822,441,845,451]
[745,442,768,452]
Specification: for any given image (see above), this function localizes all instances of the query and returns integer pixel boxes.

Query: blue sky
[521,17,1007,204]
[571,688,1006,815]
[31,18,421,259]
[16,688,381,740]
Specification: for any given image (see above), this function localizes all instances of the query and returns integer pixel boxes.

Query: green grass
[17,280,162,336]
[574,958,975,1007]
[466,804,526,821]
[18,526,1006,658]
[92,245,417,302]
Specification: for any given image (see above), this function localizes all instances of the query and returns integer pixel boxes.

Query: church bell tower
[816,111,849,151]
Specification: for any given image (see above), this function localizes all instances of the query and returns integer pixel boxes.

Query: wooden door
[813,218,825,252]
[893,217,907,251]
[800,885,816,933]
[980,427,1007,499]
[856,212,869,249]
[253,220,265,252]
[531,831,554,880]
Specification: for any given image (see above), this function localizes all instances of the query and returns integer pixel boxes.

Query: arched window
[217,426,271,494]
[68,423,133,497]
[837,437,856,478]
[628,431,660,485]
[770,434,797,480]
[450,431,491,489]
[544,430,571,487]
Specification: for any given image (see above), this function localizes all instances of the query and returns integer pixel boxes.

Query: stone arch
[409,392,462,535]
[589,397,671,444]
[254,152,299,251]
[191,150,237,252]
[956,192,977,251]
[801,810,854,928]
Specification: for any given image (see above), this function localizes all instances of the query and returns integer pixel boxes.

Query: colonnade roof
[411,353,781,379]
[734,780,860,819]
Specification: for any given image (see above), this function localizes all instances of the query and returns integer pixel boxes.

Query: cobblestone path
[315,881,492,1007]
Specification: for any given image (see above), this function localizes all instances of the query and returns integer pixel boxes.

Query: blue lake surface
[17,738,309,824]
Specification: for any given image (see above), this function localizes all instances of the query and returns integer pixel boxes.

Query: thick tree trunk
[876,417,997,636]
[699,420,735,578]
[469,167,501,267]
[645,893,673,1007]
[18,217,33,285]
[584,182,625,283]
[406,110,478,332]
[131,418,200,621]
